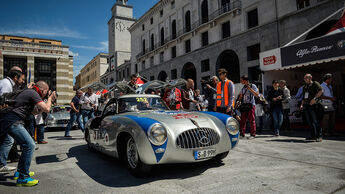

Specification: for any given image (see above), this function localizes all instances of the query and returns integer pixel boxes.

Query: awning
[260,31,345,71]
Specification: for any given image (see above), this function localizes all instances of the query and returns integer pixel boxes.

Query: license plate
[194,149,216,160]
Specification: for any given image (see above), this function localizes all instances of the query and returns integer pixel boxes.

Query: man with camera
[203,76,219,111]
[80,87,98,127]
[237,75,259,139]
[300,74,323,142]
[0,81,56,186]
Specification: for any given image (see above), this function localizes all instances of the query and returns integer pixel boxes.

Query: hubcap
[127,138,138,169]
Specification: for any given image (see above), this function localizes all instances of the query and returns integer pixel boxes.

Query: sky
[0,0,159,82]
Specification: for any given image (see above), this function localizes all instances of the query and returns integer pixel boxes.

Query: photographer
[80,87,98,126]
[0,81,56,186]
[237,75,259,139]
[203,76,218,111]
[267,80,284,136]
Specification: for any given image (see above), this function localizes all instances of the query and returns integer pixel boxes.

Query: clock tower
[108,0,136,81]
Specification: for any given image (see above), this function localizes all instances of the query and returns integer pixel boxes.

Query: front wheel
[125,136,152,177]
[85,129,94,151]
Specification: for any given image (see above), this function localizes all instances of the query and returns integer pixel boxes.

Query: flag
[327,9,345,35]
[28,64,31,83]
[96,91,101,95]
[102,89,108,94]
[136,77,144,86]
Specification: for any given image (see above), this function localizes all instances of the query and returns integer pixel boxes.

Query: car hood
[125,110,212,125]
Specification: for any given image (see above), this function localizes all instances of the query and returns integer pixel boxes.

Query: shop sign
[281,31,345,67]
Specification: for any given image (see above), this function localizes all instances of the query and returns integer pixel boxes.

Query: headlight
[147,123,167,146]
[226,117,239,135]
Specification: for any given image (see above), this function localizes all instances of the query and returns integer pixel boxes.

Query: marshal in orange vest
[216,79,235,107]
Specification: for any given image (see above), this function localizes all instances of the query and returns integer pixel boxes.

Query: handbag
[319,100,335,112]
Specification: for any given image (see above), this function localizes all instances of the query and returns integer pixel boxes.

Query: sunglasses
[218,73,224,76]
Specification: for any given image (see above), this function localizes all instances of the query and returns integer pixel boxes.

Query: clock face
[115,21,126,32]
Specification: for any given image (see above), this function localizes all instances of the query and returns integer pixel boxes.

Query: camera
[0,96,16,106]
[200,79,213,87]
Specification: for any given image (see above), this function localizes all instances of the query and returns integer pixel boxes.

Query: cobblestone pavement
[1,129,345,194]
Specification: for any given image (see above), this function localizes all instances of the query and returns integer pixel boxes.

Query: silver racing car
[84,93,240,176]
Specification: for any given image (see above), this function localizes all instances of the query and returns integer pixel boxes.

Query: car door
[97,99,118,153]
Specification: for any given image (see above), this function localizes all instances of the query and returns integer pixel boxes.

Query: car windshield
[52,106,71,113]
[118,97,168,113]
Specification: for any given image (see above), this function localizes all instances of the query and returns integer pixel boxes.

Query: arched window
[172,20,177,39]
[201,0,209,24]
[185,11,191,32]
[160,27,165,46]
[150,34,154,51]
[221,0,230,13]
[142,39,146,54]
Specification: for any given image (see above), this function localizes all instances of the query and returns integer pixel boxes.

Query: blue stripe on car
[199,112,239,149]
[124,115,167,162]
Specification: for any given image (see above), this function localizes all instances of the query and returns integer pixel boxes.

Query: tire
[213,151,229,163]
[124,136,152,177]
[85,129,95,151]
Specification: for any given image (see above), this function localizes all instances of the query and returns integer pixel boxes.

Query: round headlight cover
[226,117,239,135]
[147,123,167,146]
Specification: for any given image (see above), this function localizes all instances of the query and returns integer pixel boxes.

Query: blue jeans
[271,107,283,135]
[37,124,45,142]
[81,109,94,127]
[304,104,322,138]
[65,112,84,136]
[0,134,14,168]
[7,124,35,179]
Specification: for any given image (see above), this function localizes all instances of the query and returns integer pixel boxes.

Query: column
[56,57,73,105]
[27,56,35,83]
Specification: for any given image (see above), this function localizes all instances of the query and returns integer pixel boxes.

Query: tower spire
[116,0,128,5]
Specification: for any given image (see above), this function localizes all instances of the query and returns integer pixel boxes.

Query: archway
[158,71,168,82]
[305,20,338,40]
[216,50,240,83]
[181,62,197,87]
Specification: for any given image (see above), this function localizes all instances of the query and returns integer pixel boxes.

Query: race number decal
[136,97,147,102]
[172,113,198,120]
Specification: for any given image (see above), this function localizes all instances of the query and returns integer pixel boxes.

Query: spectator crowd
[0,67,338,187]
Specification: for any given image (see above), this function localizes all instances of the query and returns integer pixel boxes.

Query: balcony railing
[136,0,241,60]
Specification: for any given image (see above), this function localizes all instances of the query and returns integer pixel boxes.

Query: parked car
[84,94,240,176]
[45,105,76,130]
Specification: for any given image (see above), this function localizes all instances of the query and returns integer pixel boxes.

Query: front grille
[56,120,69,124]
[176,128,220,149]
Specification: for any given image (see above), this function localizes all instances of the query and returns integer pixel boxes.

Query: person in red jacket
[163,87,182,110]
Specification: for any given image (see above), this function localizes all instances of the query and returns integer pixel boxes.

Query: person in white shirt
[80,88,98,126]
[0,70,24,96]
[320,73,336,136]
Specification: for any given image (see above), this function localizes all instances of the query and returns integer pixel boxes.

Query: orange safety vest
[216,80,235,107]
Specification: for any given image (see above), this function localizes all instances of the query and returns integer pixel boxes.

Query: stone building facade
[129,0,344,89]
[79,53,109,89]
[0,35,74,104]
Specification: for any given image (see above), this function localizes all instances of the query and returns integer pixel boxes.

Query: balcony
[136,0,241,60]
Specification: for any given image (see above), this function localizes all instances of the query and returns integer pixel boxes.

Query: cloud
[0,27,87,39]
[69,51,79,57]
[71,41,108,52]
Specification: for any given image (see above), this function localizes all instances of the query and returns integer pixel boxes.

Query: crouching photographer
[0,81,56,187]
